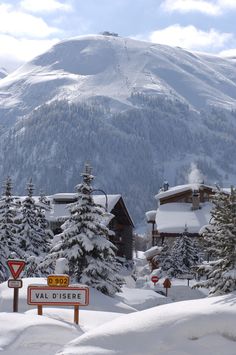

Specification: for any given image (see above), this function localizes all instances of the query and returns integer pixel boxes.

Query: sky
[1,0,236,72]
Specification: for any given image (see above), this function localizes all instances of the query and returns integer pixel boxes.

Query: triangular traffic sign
[7,260,25,279]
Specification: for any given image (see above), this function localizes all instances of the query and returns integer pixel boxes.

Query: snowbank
[59,293,236,355]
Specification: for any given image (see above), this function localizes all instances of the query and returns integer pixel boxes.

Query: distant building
[146,183,217,246]
[45,193,134,260]
[101,31,119,37]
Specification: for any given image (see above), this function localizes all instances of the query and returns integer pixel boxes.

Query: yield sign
[7,260,25,279]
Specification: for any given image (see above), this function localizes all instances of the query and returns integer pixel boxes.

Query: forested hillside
[1,93,236,222]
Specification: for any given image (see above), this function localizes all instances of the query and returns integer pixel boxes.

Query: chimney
[163,181,169,191]
[192,189,200,210]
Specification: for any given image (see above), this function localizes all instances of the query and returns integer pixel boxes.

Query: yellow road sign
[47,275,70,287]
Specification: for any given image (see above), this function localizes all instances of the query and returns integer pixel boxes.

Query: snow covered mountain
[1,34,236,221]
[0,67,7,80]
[1,34,236,124]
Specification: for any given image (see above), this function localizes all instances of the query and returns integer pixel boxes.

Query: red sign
[7,260,25,279]
[151,276,159,283]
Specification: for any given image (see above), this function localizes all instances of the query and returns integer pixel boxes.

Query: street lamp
[91,189,108,212]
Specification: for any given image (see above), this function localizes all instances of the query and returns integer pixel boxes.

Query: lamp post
[91,189,108,212]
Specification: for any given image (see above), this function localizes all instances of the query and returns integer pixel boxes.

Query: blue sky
[1,0,236,71]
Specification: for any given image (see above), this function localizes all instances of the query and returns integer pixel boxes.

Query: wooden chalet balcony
[152,230,159,237]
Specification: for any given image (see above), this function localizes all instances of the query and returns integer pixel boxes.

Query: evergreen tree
[19,179,50,276]
[37,192,53,243]
[172,226,200,277]
[160,228,200,278]
[195,187,236,295]
[43,164,124,296]
[0,177,21,281]
[158,242,175,277]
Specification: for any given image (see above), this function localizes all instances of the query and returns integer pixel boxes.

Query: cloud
[218,0,236,10]
[161,0,236,15]
[0,3,60,38]
[0,34,59,71]
[219,48,236,57]
[161,0,221,15]
[20,0,72,13]
[149,25,233,51]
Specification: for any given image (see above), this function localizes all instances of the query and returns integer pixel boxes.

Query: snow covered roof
[155,183,215,201]
[156,202,212,234]
[45,194,122,222]
[93,194,121,213]
[51,193,77,202]
[143,246,162,259]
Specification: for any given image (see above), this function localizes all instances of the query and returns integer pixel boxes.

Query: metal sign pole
[13,288,19,312]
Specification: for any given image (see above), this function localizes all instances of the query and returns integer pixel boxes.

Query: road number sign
[7,260,25,279]
[8,279,23,288]
[47,275,70,287]
[27,286,90,306]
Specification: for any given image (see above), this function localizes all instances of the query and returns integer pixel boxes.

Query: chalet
[146,183,217,246]
[45,193,134,260]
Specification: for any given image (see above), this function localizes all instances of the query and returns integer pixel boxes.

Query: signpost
[178,273,194,286]
[7,259,25,312]
[163,278,171,296]
[151,275,159,285]
[27,277,89,324]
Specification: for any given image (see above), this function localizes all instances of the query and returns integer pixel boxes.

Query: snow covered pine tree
[43,164,124,296]
[19,179,50,277]
[171,226,200,277]
[160,227,200,278]
[195,187,236,295]
[0,177,21,281]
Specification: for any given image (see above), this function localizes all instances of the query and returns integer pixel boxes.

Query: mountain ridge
[1,34,236,125]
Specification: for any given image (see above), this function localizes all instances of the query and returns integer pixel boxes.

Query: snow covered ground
[60,293,236,355]
[0,266,235,354]
[0,275,166,354]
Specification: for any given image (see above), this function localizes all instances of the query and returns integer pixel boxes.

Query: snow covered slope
[1,34,236,125]
[59,293,236,355]
[0,67,7,80]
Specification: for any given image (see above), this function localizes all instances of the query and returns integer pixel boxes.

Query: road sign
[8,279,23,288]
[163,278,171,288]
[27,286,90,306]
[151,276,159,284]
[7,260,25,279]
[163,278,171,296]
[47,275,70,287]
